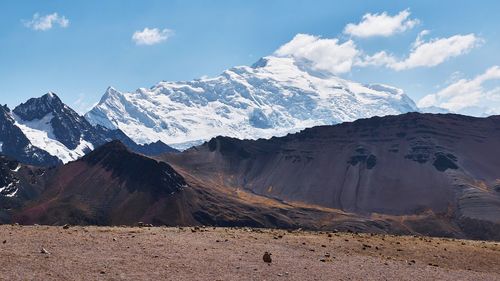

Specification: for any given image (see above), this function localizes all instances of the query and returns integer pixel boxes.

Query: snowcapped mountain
[86,56,418,149]
[0,93,177,165]
[0,105,61,166]
[12,93,98,163]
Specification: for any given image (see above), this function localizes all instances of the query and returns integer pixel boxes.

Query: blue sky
[1,0,500,115]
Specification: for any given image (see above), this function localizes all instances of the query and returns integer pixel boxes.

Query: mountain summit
[86,56,418,149]
[1,93,177,165]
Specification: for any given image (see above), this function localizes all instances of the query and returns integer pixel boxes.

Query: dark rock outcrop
[164,113,500,239]
[0,105,61,166]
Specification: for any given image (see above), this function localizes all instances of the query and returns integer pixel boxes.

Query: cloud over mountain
[362,33,482,70]
[274,33,359,74]
[344,9,419,38]
[419,66,500,116]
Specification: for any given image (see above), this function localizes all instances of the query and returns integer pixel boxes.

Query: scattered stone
[263,252,272,263]
[40,247,50,255]
[62,224,70,229]
[2,240,6,244]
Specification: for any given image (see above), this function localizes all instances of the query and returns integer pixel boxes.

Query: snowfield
[12,113,93,163]
[86,56,418,149]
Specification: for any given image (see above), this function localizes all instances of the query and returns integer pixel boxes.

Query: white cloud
[357,51,397,67]
[132,28,173,45]
[274,32,481,75]
[392,33,481,70]
[274,33,360,74]
[344,9,419,38]
[418,66,500,115]
[23,13,69,31]
[413,30,430,48]
[360,33,481,70]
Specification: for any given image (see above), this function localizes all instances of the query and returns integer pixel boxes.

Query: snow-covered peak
[13,92,64,121]
[46,91,57,99]
[86,56,418,149]
[102,86,121,100]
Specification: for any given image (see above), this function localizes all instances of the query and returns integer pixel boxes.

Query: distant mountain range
[0,55,424,163]
[1,57,499,240]
[2,113,499,240]
[86,56,418,149]
[0,93,177,166]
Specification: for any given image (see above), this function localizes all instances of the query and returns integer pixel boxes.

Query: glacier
[86,56,418,149]
[12,113,94,164]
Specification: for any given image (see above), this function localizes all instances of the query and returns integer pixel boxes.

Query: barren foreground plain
[0,225,499,281]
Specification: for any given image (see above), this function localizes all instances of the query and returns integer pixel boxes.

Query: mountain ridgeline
[0,93,177,166]
[1,113,499,239]
[86,56,418,149]
[163,113,500,240]
[1,61,500,241]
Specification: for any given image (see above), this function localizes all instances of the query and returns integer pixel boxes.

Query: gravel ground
[0,225,499,281]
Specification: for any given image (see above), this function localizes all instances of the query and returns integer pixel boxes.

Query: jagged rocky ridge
[0,105,61,166]
[86,56,418,149]
[2,113,500,241]
[1,93,177,166]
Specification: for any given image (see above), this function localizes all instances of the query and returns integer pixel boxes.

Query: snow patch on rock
[12,113,94,163]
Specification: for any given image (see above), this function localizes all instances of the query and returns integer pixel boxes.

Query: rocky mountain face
[164,113,500,240]
[0,105,61,166]
[9,140,413,232]
[86,56,418,149]
[3,113,500,240]
[16,141,187,225]
[1,93,177,165]
[0,155,53,223]
[13,92,101,150]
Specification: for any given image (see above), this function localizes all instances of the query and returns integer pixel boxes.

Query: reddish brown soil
[0,225,499,280]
